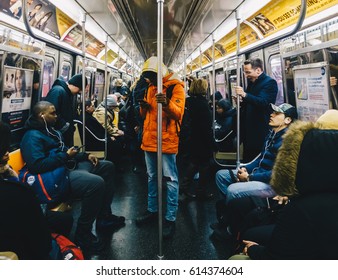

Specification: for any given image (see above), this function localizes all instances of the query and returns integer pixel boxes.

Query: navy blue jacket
[244,128,287,183]
[21,116,87,174]
[242,73,277,153]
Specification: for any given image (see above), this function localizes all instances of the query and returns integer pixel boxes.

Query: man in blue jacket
[215,103,297,204]
[45,73,88,147]
[235,58,278,162]
[21,101,125,254]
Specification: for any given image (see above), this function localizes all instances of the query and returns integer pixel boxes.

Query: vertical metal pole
[104,35,108,160]
[212,34,216,137]
[235,10,241,168]
[184,48,187,94]
[157,0,164,259]
[81,13,86,150]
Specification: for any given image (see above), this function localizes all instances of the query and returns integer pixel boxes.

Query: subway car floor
[70,154,234,260]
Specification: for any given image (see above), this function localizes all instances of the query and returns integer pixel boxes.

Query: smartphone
[73,145,85,151]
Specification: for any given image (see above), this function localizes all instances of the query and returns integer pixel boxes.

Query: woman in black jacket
[180,79,215,199]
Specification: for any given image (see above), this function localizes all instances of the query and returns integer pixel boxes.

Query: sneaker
[135,210,158,226]
[163,219,175,239]
[75,230,104,253]
[96,214,125,230]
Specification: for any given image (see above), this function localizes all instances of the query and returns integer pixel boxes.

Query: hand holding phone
[73,145,85,151]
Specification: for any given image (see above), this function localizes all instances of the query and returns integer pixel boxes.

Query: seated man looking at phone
[20,101,125,254]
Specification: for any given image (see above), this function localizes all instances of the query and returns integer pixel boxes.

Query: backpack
[50,233,84,260]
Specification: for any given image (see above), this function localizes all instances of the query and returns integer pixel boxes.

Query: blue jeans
[215,169,276,204]
[144,151,179,221]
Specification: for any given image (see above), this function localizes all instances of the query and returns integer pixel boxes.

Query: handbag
[19,165,70,205]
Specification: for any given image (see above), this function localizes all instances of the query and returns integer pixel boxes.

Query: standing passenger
[180,78,215,199]
[45,73,88,147]
[135,57,185,239]
[235,58,278,162]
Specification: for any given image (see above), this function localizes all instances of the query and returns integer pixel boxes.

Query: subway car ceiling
[1,0,338,75]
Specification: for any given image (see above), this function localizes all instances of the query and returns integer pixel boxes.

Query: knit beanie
[68,73,88,90]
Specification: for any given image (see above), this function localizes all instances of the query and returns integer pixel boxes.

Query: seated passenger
[20,101,125,253]
[0,121,73,238]
[215,103,297,204]
[240,110,338,259]
[92,95,124,140]
[78,100,124,171]
[214,99,236,151]
[0,121,51,260]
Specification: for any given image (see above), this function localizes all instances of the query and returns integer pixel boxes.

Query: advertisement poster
[62,24,105,57]
[0,0,23,19]
[1,66,33,146]
[294,64,330,121]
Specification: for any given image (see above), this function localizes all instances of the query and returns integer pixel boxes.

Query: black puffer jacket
[248,120,338,259]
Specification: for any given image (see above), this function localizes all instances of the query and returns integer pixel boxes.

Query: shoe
[163,219,175,239]
[75,230,104,253]
[212,227,233,241]
[96,214,125,230]
[135,210,158,226]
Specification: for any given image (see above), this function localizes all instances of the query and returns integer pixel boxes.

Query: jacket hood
[163,72,184,88]
[271,116,338,197]
[51,78,70,93]
[24,115,45,131]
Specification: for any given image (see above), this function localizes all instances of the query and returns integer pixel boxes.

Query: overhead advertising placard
[62,24,105,57]
[293,63,330,121]
[1,66,33,146]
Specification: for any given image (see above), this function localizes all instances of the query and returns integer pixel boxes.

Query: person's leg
[162,153,179,238]
[135,151,158,226]
[89,160,125,228]
[226,181,276,204]
[179,160,198,197]
[215,169,237,197]
[162,153,179,222]
[196,159,213,199]
[69,166,105,251]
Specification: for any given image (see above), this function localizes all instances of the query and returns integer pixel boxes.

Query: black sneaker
[135,210,158,226]
[163,219,175,239]
[75,230,104,253]
[96,214,125,230]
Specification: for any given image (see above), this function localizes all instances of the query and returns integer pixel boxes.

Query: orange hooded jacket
[140,72,185,154]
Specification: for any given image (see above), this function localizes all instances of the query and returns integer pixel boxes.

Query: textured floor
[71,154,234,260]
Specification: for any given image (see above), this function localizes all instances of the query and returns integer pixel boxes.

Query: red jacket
[140,73,185,154]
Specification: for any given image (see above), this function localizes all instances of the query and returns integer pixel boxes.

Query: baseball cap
[270,103,298,120]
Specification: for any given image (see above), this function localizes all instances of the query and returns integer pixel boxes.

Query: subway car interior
[1,0,338,260]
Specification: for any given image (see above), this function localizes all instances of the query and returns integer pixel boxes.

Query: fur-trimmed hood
[271,111,338,197]
[270,121,317,196]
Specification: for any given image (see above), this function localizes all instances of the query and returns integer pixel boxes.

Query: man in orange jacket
[135,57,185,239]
